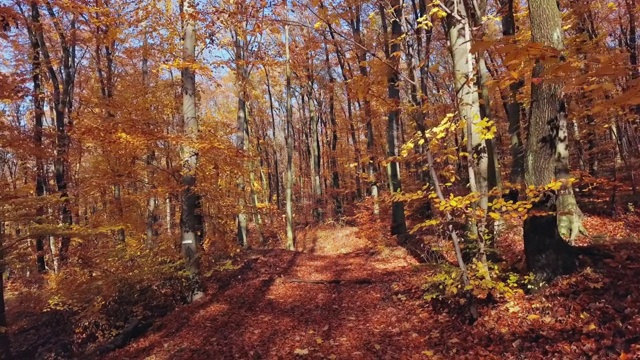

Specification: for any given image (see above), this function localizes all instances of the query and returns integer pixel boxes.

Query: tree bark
[499,0,525,188]
[143,21,159,246]
[525,0,585,279]
[349,4,379,215]
[235,30,249,248]
[264,68,282,210]
[323,41,342,216]
[35,1,73,265]
[0,221,11,359]
[284,4,295,250]
[180,0,202,288]
[380,0,407,237]
[27,1,46,272]
[445,0,489,265]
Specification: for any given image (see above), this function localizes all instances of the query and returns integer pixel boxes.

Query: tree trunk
[264,68,281,210]
[326,22,363,201]
[0,220,11,359]
[445,0,489,266]
[500,0,525,188]
[28,1,46,272]
[307,79,323,221]
[323,41,342,216]
[524,192,578,285]
[526,0,585,278]
[349,5,379,215]
[284,5,295,250]
[235,31,249,248]
[36,1,73,265]
[143,21,159,245]
[380,0,407,237]
[180,0,202,288]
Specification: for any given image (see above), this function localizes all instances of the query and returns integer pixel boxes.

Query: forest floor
[95,214,640,360]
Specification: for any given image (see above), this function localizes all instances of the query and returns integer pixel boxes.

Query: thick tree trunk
[524,192,578,284]
[526,0,585,277]
[180,0,202,288]
[380,0,407,237]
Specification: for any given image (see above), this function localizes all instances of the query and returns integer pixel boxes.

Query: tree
[443,0,489,265]
[525,0,586,281]
[379,0,407,237]
[284,0,295,250]
[180,0,203,293]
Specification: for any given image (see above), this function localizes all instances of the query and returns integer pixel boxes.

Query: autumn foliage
[0,0,640,359]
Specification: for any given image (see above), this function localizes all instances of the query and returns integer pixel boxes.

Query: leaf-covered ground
[98,219,640,360]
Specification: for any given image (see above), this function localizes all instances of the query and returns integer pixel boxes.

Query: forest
[0,0,640,358]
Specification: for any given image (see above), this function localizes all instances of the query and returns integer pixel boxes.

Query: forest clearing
[1,0,640,358]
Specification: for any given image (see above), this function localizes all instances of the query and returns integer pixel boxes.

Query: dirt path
[103,227,441,360]
[101,224,640,359]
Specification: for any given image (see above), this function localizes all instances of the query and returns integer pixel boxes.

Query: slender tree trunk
[500,0,525,188]
[325,20,363,201]
[307,78,323,221]
[380,0,407,237]
[235,32,249,248]
[143,21,159,245]
[35,1,73,265]
[0,218,11,359]
[445,0,489,266]
[350,5,379,215]
[180,0,202,289]
[323,41,342,216]
[264,68,281,209]
[28,2,46,272]
[95,0,125,242]
[284,3,295,250]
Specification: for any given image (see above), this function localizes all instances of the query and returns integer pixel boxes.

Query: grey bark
[349,4,379,215]
[35,1,73,265]
[180,0,202,282]
[285,5,295,250]
[445,0,489,265]
[27,1,46,272]
[527,0,586,243]
[499,0,525,187]
[380,0,407,237]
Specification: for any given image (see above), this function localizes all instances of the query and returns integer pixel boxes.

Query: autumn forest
[1,0,640,358]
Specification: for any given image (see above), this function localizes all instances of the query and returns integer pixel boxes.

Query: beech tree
[380,0,407,237]
[180,0,202,283]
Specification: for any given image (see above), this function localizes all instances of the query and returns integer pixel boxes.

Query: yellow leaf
[313,21,323,30]
[527,314,540,320]
[489,212,500,220]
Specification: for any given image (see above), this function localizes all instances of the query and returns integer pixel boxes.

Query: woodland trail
[101,223,640,359]
[102,227,441,360]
